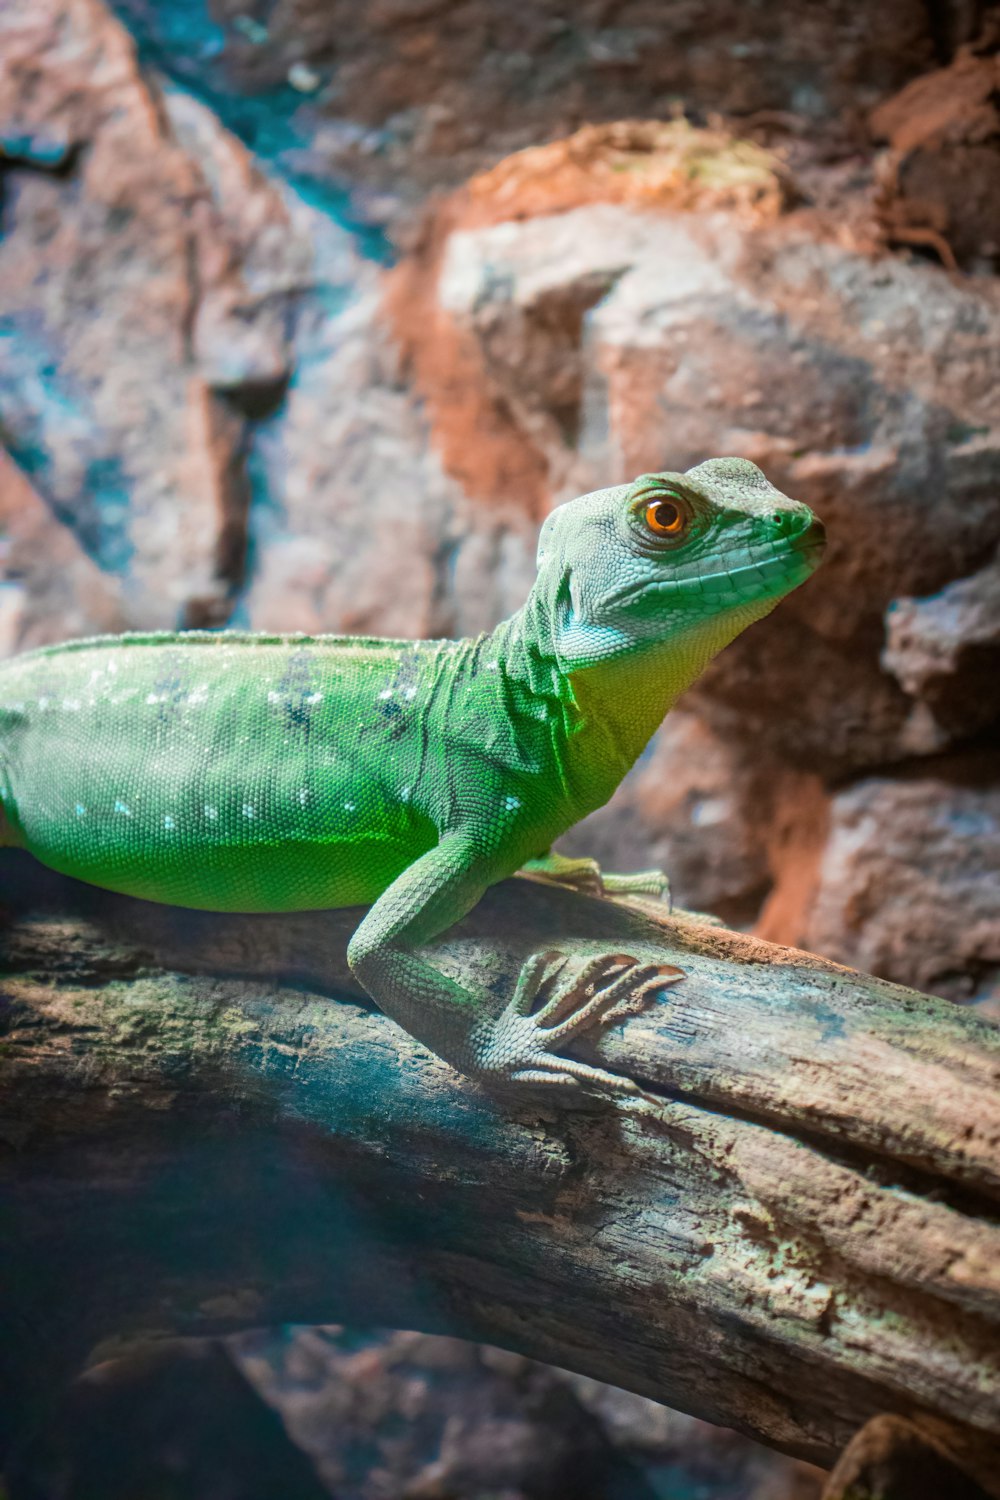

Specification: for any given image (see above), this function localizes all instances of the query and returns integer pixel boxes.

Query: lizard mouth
[609,531,825,610]
[688,539,824,590]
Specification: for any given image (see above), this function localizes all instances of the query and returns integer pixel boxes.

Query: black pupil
[655,502,679,529]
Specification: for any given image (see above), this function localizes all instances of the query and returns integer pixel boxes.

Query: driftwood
[1,849,999,1490]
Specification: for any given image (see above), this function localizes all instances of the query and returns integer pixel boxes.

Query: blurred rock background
[1,0,998,1495]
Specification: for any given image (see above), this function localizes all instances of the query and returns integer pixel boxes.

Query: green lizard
[0,458,823,1094]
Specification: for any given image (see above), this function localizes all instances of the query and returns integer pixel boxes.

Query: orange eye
[644,496,687,537]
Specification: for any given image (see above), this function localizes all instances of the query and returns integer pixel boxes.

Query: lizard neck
[488,584,733,819]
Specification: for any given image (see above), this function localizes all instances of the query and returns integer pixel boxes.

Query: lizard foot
[470,949,683,1095]
[600,869,671,901]
[521,852,671,903]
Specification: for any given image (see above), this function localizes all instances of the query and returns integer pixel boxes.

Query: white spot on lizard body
[163,815,175,831]
[204,805,218,820]
[242,803,255,819]
[114,800,131,816]
[505,796,521,811]
[75,803,86,817]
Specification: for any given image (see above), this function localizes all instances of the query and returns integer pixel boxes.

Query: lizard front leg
[347,834,682,1096]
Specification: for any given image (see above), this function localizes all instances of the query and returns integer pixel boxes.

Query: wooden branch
[1,850,999,1489]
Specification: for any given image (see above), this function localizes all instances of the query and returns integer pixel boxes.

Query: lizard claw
[470,948,683,1096]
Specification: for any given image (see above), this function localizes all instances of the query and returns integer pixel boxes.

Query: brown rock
[462,119,794,226]
[199,0,940,224]
[870,31,1000,271]
[797,753,1000,1003]
[231,1328,656,1500]
[882,549,1000,747]
[563,710,775,927]
[0,0,541,653]
[0,452,125,653]
[0,0,311,630]
[386,123,793,514]
[237,233,539,642]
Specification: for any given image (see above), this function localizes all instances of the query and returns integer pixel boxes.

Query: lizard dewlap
[0,458,824,1093]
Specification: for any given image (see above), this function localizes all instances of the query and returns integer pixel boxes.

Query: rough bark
[1,850,998,1488]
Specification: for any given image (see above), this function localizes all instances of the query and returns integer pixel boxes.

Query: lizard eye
[643,494,688,538]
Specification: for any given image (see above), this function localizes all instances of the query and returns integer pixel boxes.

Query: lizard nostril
[795,516,826,552]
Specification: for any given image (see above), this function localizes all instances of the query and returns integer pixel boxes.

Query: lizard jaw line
[606,541,824,609]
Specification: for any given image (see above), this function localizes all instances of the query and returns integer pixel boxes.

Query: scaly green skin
[0,459,824,1093]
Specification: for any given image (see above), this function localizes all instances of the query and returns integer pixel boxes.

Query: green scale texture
[0,459,824,1093]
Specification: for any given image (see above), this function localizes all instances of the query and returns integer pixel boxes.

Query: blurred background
[1,0,998,1495]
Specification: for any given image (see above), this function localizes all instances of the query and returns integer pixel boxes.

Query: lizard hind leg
[520,850,726,922]
[520,848,671,903]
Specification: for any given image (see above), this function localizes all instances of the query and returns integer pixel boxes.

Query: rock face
[0,453,125,652]
[799,758,1000,1005]
[109,0,947,231]
[0,0,311,627]
[870,29,1000,272]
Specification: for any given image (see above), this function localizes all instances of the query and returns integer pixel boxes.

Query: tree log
[1,849,998,1488]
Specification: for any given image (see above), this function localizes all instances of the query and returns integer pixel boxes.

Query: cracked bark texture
[1,853,998,1491]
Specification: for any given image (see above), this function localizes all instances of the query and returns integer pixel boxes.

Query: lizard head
[535,457,825,670]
